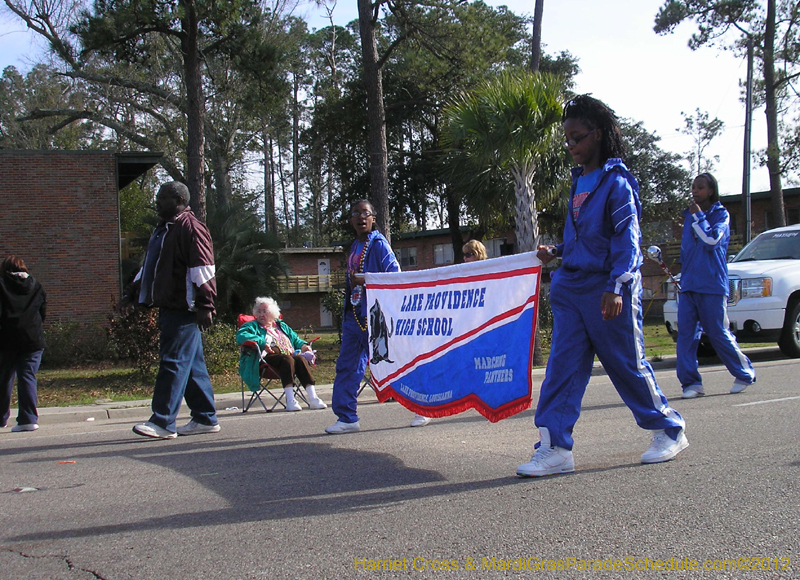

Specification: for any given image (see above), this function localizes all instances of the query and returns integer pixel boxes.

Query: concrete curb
[9,346,778,427]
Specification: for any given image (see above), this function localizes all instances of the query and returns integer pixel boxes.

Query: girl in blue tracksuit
[517,95,687,478]
[325,200,401,434]
[676,173,755,398]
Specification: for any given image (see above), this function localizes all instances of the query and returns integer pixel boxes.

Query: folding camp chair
[237,314,308,413]
[356,374,374,398]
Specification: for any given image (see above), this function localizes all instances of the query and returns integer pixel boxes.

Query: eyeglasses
[463,252,475,258]
[563,130,596,148]
[351,210,375,218]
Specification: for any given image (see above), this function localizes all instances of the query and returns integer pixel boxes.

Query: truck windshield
[732,230,800,262]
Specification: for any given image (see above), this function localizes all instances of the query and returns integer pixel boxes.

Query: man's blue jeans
[1,349,43,427]
[150,308,217,432]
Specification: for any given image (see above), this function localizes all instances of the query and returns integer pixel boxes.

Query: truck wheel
[778,300,800,358]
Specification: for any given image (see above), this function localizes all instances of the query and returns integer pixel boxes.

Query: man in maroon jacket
[125,181,220,439]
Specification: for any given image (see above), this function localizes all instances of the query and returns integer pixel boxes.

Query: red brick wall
[278,294,326,331]
[0,150,120,327]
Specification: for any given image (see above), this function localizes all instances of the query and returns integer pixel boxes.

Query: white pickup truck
[663,224,800,358]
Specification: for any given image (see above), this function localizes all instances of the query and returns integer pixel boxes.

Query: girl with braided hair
[676,172,755,398]
[517,95,688,477]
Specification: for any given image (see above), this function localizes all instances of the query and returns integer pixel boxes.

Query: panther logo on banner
[365,253,541,423]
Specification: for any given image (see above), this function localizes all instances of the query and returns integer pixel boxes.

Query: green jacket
[236,319,307,391]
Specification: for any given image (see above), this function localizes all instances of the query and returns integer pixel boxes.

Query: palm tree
[206,199,286,320]
[442,71,564,253]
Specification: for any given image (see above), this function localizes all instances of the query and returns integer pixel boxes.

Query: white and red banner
[365,253,541,423]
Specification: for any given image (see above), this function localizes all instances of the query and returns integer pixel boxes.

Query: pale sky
[1,0,778,194]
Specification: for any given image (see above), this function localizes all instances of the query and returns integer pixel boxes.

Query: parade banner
[365,253,541,422]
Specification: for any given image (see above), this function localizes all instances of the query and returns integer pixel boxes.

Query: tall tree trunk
[513,168,539,253]
[265,132,277,235]
[764,0,786,227]
[514,166,545,365]
[358,0,390,242]
[530,0,544,72]
[445,185,463,263]
[209,136,232,208]
[182,0,206,221]
[277,138,291,242]
[292,71,301,245]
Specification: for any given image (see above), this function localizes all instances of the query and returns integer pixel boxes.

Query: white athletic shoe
[681,385,705,399]
[177,420,220,436]
[307,397,328,410]
[325,420,360,434]
[516,427,574,477]
[730,378,752,394]
[133,421,177,440]
[641,429,689,464]
[10,423,39,432]
[285,400,302,412]
[410,414,431,427]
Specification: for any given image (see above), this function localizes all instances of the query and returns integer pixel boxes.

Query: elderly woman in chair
[236,297,327,411]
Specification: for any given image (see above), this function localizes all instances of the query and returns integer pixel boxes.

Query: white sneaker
[325,420,360,434]
[517,445,574,477]
[133,421,177,439]
[307,397,327,410]
[11,423,39,432]
[730,378,753,394]
[285,400,302,412]
[681,385,705,399]
[177,420,220,436]
[410,414,431,427]
[641,429,689,463]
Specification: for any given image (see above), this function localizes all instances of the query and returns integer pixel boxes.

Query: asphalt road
[1,350,798,579]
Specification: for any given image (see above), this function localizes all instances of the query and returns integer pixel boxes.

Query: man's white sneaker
[307,398,328,410]
[177,420,220,436]
[325,420,360,434]
[681,385,705,399]
[731,378,752,394]
[641,429,689,463]
[285,400,302,412]
[133,421,177,439]
[516,445,575,477]
[11,423,39,432]
[410,414,431,427]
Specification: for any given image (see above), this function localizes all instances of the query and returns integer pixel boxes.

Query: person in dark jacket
[0,256,47,432]
[676,172,756,398]
[122,181,220,440]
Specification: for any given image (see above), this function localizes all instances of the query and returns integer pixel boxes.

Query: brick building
[0,150,160,328]
[276,247,346,330]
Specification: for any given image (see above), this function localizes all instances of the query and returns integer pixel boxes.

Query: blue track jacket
[555,159,643,295]
[344,230,400,322]
[679,202,730,296]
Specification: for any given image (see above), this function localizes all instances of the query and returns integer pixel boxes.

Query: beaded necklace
[350,234,371,332]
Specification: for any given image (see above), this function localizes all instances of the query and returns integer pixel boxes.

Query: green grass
[29,329,343,408]
[16,320,766,408]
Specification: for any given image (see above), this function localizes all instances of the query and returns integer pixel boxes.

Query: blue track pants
[676,291,756,389]
[331,311,369,423]
[535,270,685,450]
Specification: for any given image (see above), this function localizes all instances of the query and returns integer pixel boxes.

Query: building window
[433,243,454,265]
[788,208,800,225]
[729,212,738,235]
[397,247,417,268]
